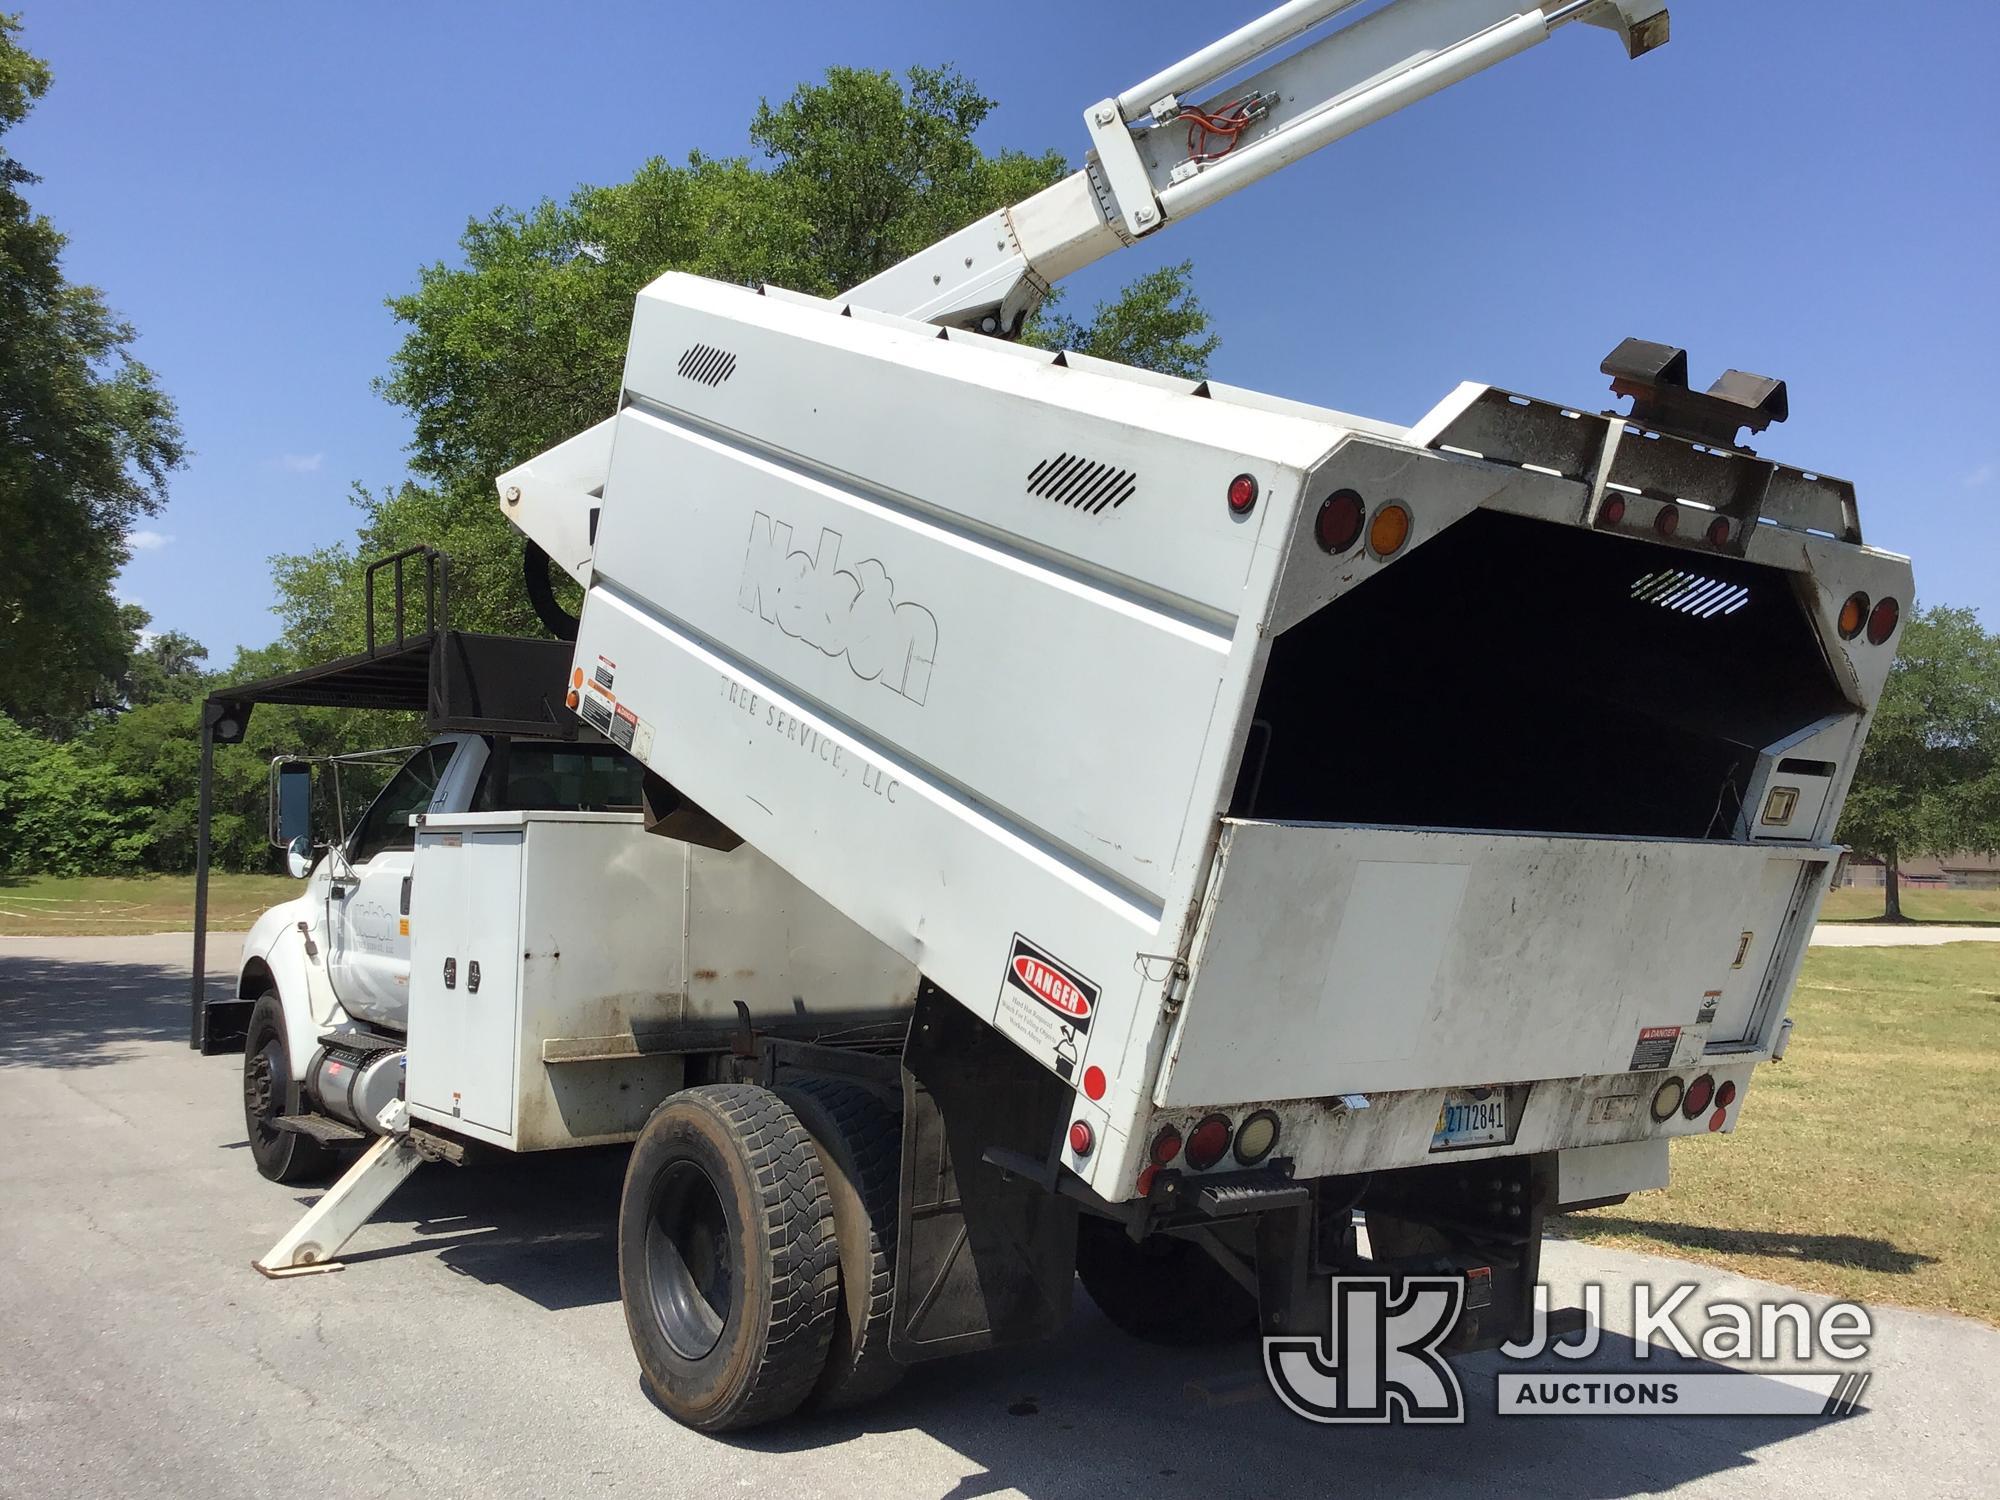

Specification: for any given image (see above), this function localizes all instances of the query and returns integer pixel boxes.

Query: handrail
[362,546,449,656]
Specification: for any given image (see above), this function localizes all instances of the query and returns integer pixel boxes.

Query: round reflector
[1707,1109,1726,1132]
[1136,1164,1159,1197]
[1651,1077,1684,1122]
[1654,505,1681,539]
[1715,1079,1738,1110]
[1598,494,1628,528]
[1185,1113,1232,1171]
[1368,502,1412,557]
[1706,515,1731,547]
[1837,592,1870,640]
[1315,491,1365,554]
[1227,473,1259,515]
[1233,1110,1279,1166]
[1150,1124,1183,1165]
[1681,1073,1715,1119]
[1068,1120,1094,1156]
[1866,596,1900,645]
[1082,1065,1107,1102]
[564,689,580,710]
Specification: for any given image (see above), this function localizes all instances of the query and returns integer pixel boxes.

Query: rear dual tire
[618,1078,906,1430]
[618,1084,840,1431]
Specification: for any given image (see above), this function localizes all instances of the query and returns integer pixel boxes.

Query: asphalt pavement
[2,933,1995,1500]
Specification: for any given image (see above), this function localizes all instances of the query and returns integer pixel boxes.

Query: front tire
[618,1084,839,1431]
[242,991,335,1184]
[1076,1215,1259,1346]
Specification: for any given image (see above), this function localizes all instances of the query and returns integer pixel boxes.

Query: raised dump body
[518,271,1910,1204]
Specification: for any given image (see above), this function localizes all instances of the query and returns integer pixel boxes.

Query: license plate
[1432,1088,1508,1150]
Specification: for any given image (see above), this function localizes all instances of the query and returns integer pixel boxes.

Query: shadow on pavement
[0,950,218,1069]
[1559,1216,1938,1276]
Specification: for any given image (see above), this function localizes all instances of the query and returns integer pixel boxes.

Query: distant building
[1839,852,2000,890]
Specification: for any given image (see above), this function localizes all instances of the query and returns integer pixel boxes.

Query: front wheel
[618,1084,839,1431]
[242,991,335,1184]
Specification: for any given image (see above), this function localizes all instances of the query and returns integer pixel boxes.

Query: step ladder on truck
[202,0,1916,1431]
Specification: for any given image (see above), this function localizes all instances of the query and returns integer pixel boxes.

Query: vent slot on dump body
[1632,569,1750,618]
[678,344,737,386]
[1026,453,1137,513]
[1229,510,1851,841]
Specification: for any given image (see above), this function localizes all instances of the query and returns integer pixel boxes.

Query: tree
[278,65,1218,650]
[1838,604,2000,918]
[0,15,186,732]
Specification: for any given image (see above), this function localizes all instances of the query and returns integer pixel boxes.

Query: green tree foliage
[0,15,186,733]
[13,63,1219,875]
[306,64,1218,644]
[1838,604,2000,917]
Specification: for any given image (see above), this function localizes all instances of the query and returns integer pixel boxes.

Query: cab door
[326,740,467,1030]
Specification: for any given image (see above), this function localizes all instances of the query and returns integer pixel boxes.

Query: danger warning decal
[995,933,1098,1083]
[1629,1024,1681,1072]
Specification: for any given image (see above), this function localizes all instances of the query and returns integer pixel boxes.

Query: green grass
[1557,942,2000,1323]
[1818,885,2000,924]
[0,873,299,937]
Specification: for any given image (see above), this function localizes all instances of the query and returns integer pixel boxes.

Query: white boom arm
[846,0,1665,334]
[499,0,1667,584]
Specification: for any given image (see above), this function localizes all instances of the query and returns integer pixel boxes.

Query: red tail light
[1185,1114,1233,1171]
[1227,473,1259,515]
[1315,491,1365,554]
[1681,1074,1715,1119]
[1150,1124,1183,1165]
[1866,597,1900,645]
[1068,1121,1094,1156]
[1654,504,1681,539]
[1715,1079,1737,1110]
[1706,516,1731,547]
[1598,494,1628,528]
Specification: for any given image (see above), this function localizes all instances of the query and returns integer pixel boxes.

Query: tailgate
[1159,819,1828,1106]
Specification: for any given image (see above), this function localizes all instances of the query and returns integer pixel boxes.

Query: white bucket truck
[205,0,1913,1431]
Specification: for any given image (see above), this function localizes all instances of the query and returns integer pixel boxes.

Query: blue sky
[14,1,1998,661]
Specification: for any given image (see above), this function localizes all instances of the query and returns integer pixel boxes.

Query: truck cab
[236,735,645,1156]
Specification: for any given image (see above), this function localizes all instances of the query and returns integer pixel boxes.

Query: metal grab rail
[362,546,449,656]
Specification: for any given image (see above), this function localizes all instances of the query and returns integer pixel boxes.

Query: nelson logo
[738,513,938,705]
[1004,935,1097,1031]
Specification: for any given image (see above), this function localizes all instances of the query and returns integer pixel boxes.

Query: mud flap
[891,983,1078,1362]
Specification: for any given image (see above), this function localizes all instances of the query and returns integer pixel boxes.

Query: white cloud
[277,452,325,473]
[128,529,173,550]
[1963,463,1993,490]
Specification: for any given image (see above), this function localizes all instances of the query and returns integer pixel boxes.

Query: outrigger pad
[1602,337,1788,450]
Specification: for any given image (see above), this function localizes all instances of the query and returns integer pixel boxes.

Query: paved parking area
[2,934,1995,1499]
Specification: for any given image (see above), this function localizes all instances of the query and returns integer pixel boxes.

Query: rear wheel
[778,1077,904,1411]
[618,1084,838,1431]
[242,991,335,1184]
[1076,1215,1259,1345]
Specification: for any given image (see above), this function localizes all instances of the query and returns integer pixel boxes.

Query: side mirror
[272,760,313,854]
[285,834,314,880]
